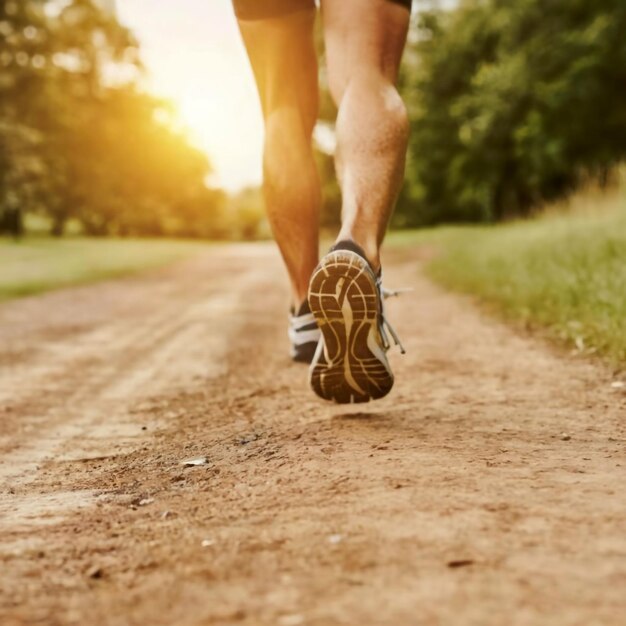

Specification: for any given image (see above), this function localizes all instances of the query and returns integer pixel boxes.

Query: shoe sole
[308,250,394,404]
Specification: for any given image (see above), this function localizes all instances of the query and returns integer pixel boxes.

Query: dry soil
[0,243,624,626]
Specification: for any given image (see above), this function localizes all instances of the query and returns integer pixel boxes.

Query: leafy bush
[396,0,626,226]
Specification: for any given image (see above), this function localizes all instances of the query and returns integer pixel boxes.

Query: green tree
[398,0,626,226]
[0,0,51,235]
[1,0,224,238]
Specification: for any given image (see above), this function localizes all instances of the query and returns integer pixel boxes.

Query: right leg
[308,0,410,403]
[236,4,320,310]
[321,0,410,272]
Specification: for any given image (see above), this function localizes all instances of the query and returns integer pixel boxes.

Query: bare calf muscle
[237,8,320,309]
[322,0,410,270]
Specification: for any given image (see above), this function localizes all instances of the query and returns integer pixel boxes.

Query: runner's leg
[321,0,410,272]
[237,7,320,309]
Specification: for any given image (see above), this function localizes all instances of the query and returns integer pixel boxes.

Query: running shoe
[288,300,321,363]
[308,241,405,403]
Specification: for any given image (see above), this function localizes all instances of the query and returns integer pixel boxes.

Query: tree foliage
[0,0,224,237]
[3,1,624,237]
[396,0,626,226]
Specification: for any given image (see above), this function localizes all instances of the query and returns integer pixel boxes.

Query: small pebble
[611,381,625,389]
[447,559,474,569]
[561,433,571,441]
[328,534,343,545]
[181,456,208,467]
[237,433,260,445]
[201,539,215,548]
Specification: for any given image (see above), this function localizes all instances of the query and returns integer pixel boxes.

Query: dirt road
[1,243,624,626]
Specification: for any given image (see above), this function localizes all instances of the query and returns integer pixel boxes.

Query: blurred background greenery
[2,0,625,363]
[2,0,625,239]
[0,0,263,239]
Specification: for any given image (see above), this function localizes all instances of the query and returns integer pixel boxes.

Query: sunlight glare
[118,0,263,191]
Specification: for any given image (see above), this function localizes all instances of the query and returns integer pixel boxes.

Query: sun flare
[118,0,264,191]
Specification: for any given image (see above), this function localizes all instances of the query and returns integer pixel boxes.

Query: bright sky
[118,0,263,191]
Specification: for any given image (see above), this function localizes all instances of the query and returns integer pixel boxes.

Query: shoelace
[378,276,410,355]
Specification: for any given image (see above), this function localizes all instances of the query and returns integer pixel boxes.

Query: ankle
[334,234,380,273]
[291,286,311,314]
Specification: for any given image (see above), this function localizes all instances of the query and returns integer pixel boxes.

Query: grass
[0,237,209,301]
[389,187,626,367]
[3,190,625,368]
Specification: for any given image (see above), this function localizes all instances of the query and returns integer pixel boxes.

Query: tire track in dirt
[0,246,265,492]
[0,243,625,626]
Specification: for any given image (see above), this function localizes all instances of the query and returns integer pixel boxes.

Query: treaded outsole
[308,251,393,404]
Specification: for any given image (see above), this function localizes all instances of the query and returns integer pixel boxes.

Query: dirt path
[0,243,624,626]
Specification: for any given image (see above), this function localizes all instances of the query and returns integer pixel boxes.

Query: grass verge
[389,188,626,367]
[0,237,209,301]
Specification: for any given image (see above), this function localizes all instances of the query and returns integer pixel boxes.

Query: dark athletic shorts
[233,0,412,21]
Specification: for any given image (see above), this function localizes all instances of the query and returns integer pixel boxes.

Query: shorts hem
[233,0,316,21]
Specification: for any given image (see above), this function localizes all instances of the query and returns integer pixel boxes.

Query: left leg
[236,4,320,310]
